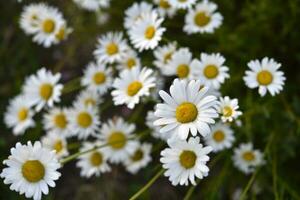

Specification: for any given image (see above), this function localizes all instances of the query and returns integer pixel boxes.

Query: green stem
[239,169,259,200]
[183,181,199,200]
[129,168,165,200]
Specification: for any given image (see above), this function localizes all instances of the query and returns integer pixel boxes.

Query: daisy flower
[98,117,138,164]
[165,48,195,80]
[76,141,111,178]
[204,122,235,152]
[191,53,229,89]
[124,1,153,30]
[41,131,69,159]
[81,61,113,95]
[23,68,63,111]
[4,95,35,136]
[94,32,129,64]
[243,57,286,96]
[73,89,102,108]
[154,79,219,140]
[169,0,196,9]
[124,142,152,174]
[20,3,45,35]
[146,110,165,140]
[43,107,72,137]
[154,0,177,18]
[160,137,212,186]
[116,48,141,70]
[73,0,110,11]
[0,141,61,200]
[128,11,166,52]
[184,0,223,34]
[111,67,156,109]
[218,96,242,122]
[153,42,177,75]
[233,143,264,174]
[68,104,100,139]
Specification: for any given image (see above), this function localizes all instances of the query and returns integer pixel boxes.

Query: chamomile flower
[116,49,141,70]
[233,143,264,174]
[218,96,242,123]
[76,141,111,178]
[73,0,110,11]
[20,3,45,35]
[154,0,177,18]
[243,57,286,96]
[73,90,102,108]
[169,0,196,9]
[192,53,229,89]
[4,95,35,136]
[153,42,177,75]
[68,104,100,139]
[128,11,166,52]
[184,1,223,34]
[160,137,212,186]
[23,68,63,111]
[41,131,69,159]
[146,110,167,140]
[81,61,113,95]
[98,117,138,164]
[124,1,153,30]
[94,32,129,64]
[165,48,195,80]
[0,141,61,200]
[43,107,72,137]
[204,122,235,152]
[154,79,219,140]
[111,67,156,109]
[125,142,152,174]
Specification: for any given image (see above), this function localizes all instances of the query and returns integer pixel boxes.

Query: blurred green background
[1,0,300,199]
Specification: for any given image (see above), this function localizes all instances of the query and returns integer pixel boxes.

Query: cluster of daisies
[2,0,287,199]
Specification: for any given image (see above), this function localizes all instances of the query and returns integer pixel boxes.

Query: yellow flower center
[106,43,119,55]
[194,12,211,27]
[176,102,198,123]
[108,131,126,149]
[145,26,156,39]
[256,70,273,85]
[203,64,219,79]
[242,151,255,162]
[39,83,53,100]
[54,113,67,129]
[164,52,172,63]
[131,149,144,162]
[84,98,96,107]
[176,64,190,78]
[93,72,106,85]
[222,106,233,117]
[77,112,92,128]
[55,27,66,41]
[22,160,45,182]
[18,108,28,121]
[213,130,225,142]
[53,140,63,153]
[179,150,197,169]
[90,152,103,166]
[127,81,143,96]
[126,58,136,69]
[42,19,56,34]
[159,0,171,9]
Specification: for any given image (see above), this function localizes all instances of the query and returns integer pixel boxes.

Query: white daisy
[160,137,212,186]
[204,122,235,152]
[128,11,166,52]
[94,32,129,64]
[20,3,45,35]
[98,117,138,164]
[73,89,102,108]
[111,67,156,109]
[146,110,166,140]
[116,48,141,70]
[153,42,177,75]
[68,104,100,139]
[43,107,72,137]
[73,0,110,11]
[184,0,223,34]
[233,143,264,174]
[0,141,61,200]
[76,141,111,178]
[243,57,286,96]
[191,53,229,89]
[124,1,153,30]
[169,0,196,9]
[41,131,69,159]
[154,79,219,140]
[81,61,113,95]
[218,96,242,123]
[124,142,152,174]
[154,0,177,18]
[23,68,63,111]
[4,95,35,136]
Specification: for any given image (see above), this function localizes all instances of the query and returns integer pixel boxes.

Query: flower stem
[129,168,165,200]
